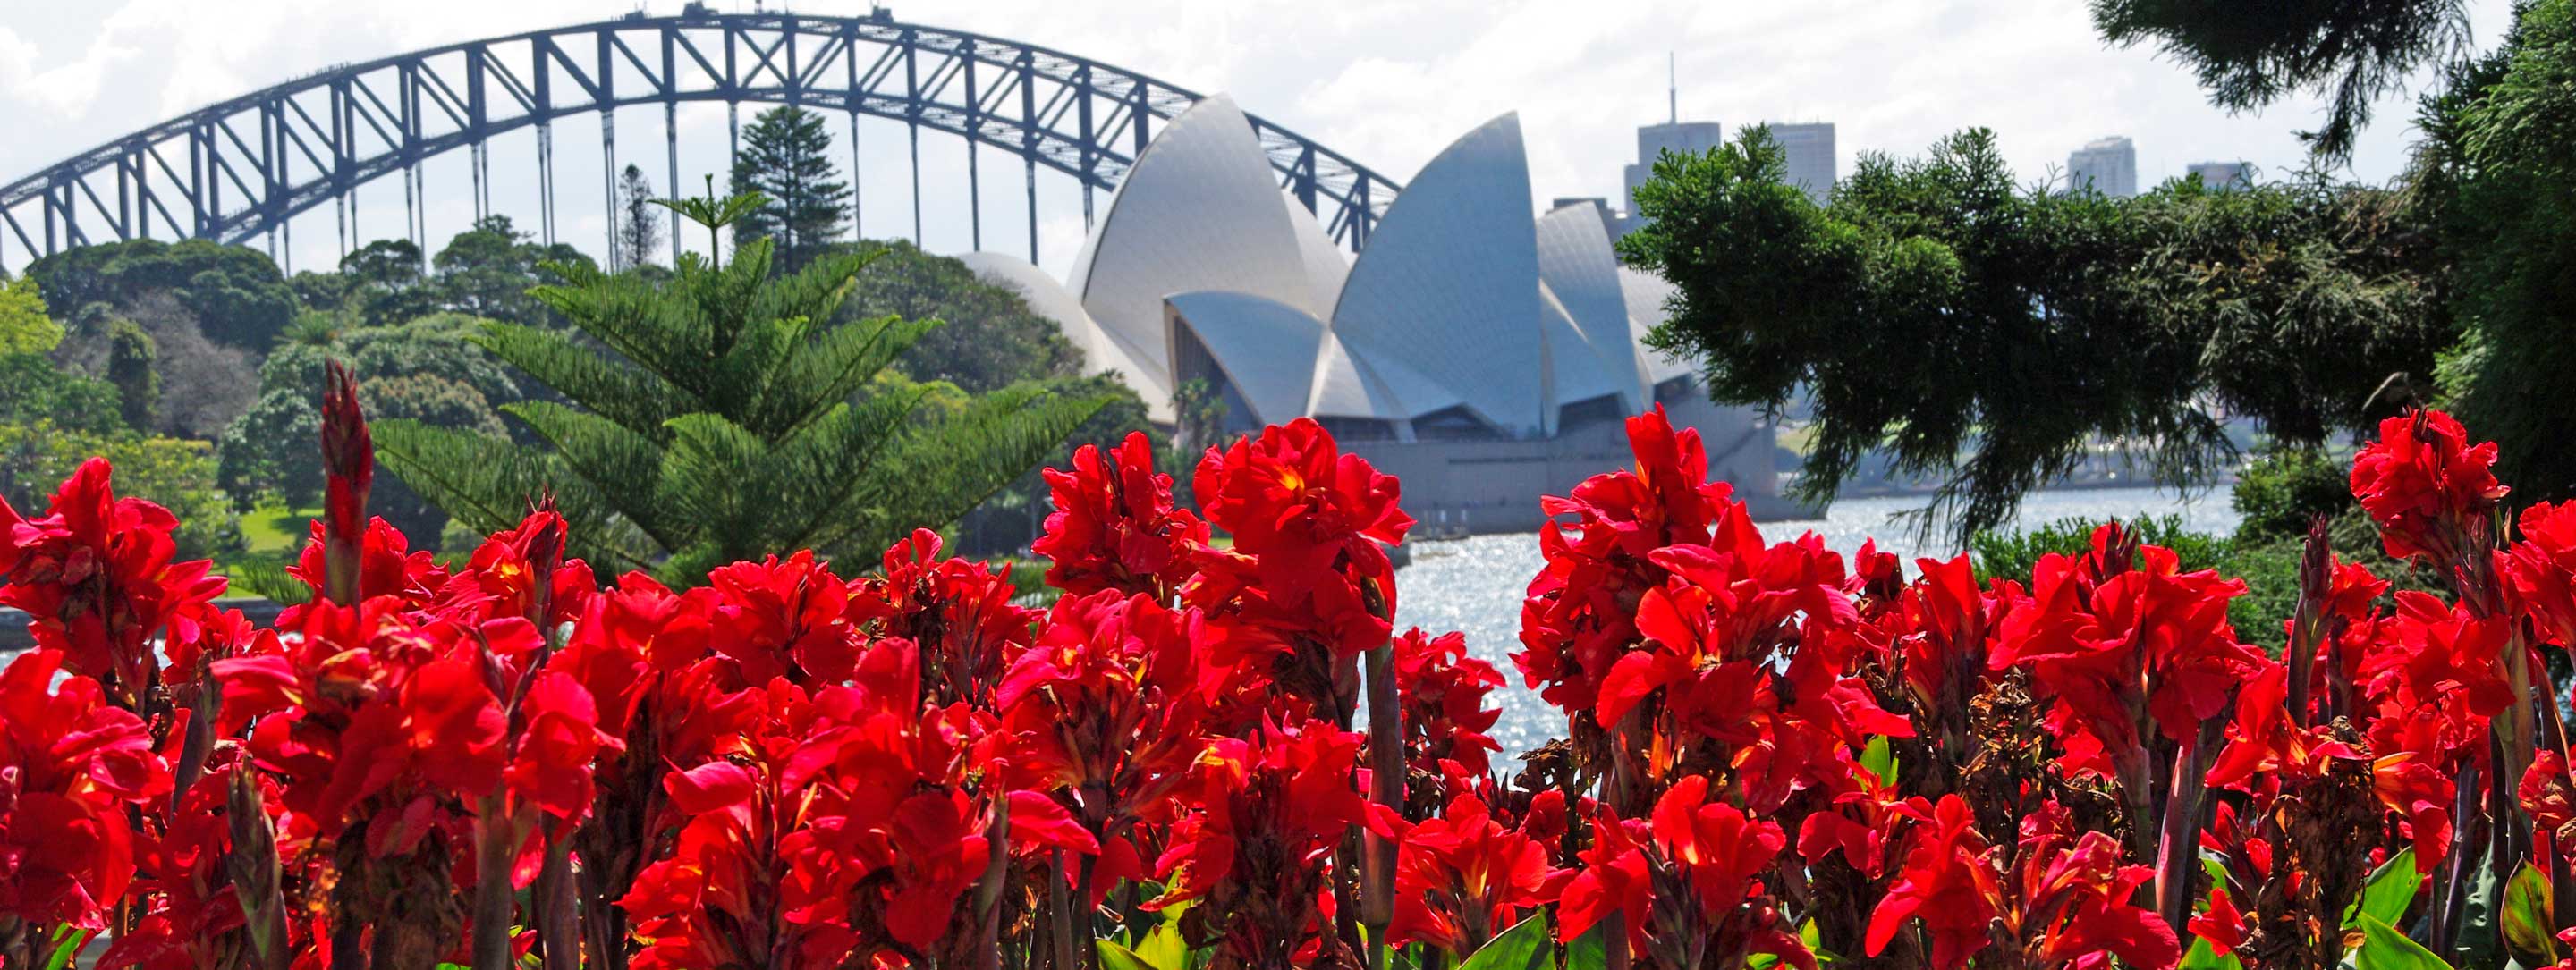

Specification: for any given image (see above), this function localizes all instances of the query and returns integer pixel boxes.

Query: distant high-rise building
[2186,160,2254,190]
[1623,121,1729,216]
[2067,136,2138,198]
[1765,122,1836,204]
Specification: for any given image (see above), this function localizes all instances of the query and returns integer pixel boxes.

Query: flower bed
[4,387,2574,970]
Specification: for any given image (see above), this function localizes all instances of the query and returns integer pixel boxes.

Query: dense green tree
[106,318,159,430]
[22,238,297,351]
[2422,0,2576,499]
[1621,127,2448,539]
[840,240,1082,392]
[2091,0,2472,162]
[729,106,852,274]
[0,274,62,356]
[0,278,123,434]
[373,191,1105,585]
[618,164,663,271]
[217,312,524,527]
[433,215,596,326]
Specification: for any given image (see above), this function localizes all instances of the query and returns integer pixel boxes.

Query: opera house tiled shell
[957,96,1710,445]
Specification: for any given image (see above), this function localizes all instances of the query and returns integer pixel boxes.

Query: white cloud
[0,0,2520,275]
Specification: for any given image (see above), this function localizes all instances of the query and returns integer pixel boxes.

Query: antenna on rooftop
[1667,52,1677,125]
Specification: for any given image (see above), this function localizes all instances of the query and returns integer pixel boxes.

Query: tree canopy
[1621,126,2449,539]
[22,238,298,350]
[2421,0,2576,498]
[2091,0,2472,162]
[730,106,852,274]
[373,190,1104,585]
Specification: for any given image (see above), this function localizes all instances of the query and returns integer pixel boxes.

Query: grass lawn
[212,504,317,601]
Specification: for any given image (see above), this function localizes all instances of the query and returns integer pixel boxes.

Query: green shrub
[2231,449,2353,543]
[0,419,240,561]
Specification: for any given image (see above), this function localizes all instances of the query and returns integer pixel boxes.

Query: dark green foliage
[843,240,1082,393]
[730,107,852,274]
[1970,513,2234,585]
[2090,0,2471,162]
[1621,126,2447,542]
[373,193,1105,586]
[2230,449,2355,543]
[2423,0,2576,501]
[0,355,123,434]
[106,319,159,429]
[217,313,524,542]
[618,164,663,272]
[22,239,297,351]
[434,215,597,326]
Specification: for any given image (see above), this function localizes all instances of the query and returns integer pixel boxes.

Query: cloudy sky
[0,0,2516,277]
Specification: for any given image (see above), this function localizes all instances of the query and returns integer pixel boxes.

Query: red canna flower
[1559,776,1809,970]
[0,458,223,699]
[1990,524,2259,784]
[1033,431,1210,600]
[1516,406,1750,724]
[0,649,171,930]
[2205,662,2361,789]
[1189,418,1411,662]
[2351,409,2507,567]
[1385,795,1565,955]
[994,589,1211,900]
[1867,795,1998,970]
[1153,721,1370,968]
[2007,806,2179,970]
[1389,628,1504,780]
[2503,500,2576,652]
[849,529,1039,705]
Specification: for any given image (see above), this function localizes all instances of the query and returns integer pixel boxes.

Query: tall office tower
[2067,136,2139,197]
[2186,160,2253,190]
[1623,121,1729,215]
[1765,122,1836,204]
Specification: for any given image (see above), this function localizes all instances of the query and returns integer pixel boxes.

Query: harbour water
[1391,485,2245,755]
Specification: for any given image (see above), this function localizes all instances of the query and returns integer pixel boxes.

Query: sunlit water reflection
[1393,485,2245,755]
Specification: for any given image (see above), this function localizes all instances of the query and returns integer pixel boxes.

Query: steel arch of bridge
[0,9,1400,274]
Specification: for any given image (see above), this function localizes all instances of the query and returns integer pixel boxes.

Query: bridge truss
[0,8,1400,273]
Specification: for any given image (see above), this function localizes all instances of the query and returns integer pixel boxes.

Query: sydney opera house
[958,97,1788,531]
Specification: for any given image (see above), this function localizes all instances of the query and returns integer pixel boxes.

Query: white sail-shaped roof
[1538,282,1621,414]
[1163,291,1327,429]
[957,250,1175,422]
[1064,95,1330,404]
[1284,194,1351,316]
[1616,266,1695,386]
[1538,204,1648,411]
[1329,113,1546,437]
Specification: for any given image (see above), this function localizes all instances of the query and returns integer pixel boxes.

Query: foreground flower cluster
[8,382,2576,970]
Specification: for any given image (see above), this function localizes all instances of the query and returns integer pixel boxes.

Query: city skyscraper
[1766,122,1836,204]
[2067,136,2138,197]
[2186,160,2254,190]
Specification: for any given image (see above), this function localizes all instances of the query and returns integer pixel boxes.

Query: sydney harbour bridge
[0,5,1401,274]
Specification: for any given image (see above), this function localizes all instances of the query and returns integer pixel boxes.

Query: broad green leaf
[2501,862,2560,966]
[2179,935,2244,970]
[2355,915,2453,970]
[1564,919,1609,970]
[1860,736,1897,788]
[2349,848,2419,930]
[41,926,89,970]
[1458,913,1555,970]
[1134,898,1192,970]
[1099,940,1157,970]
